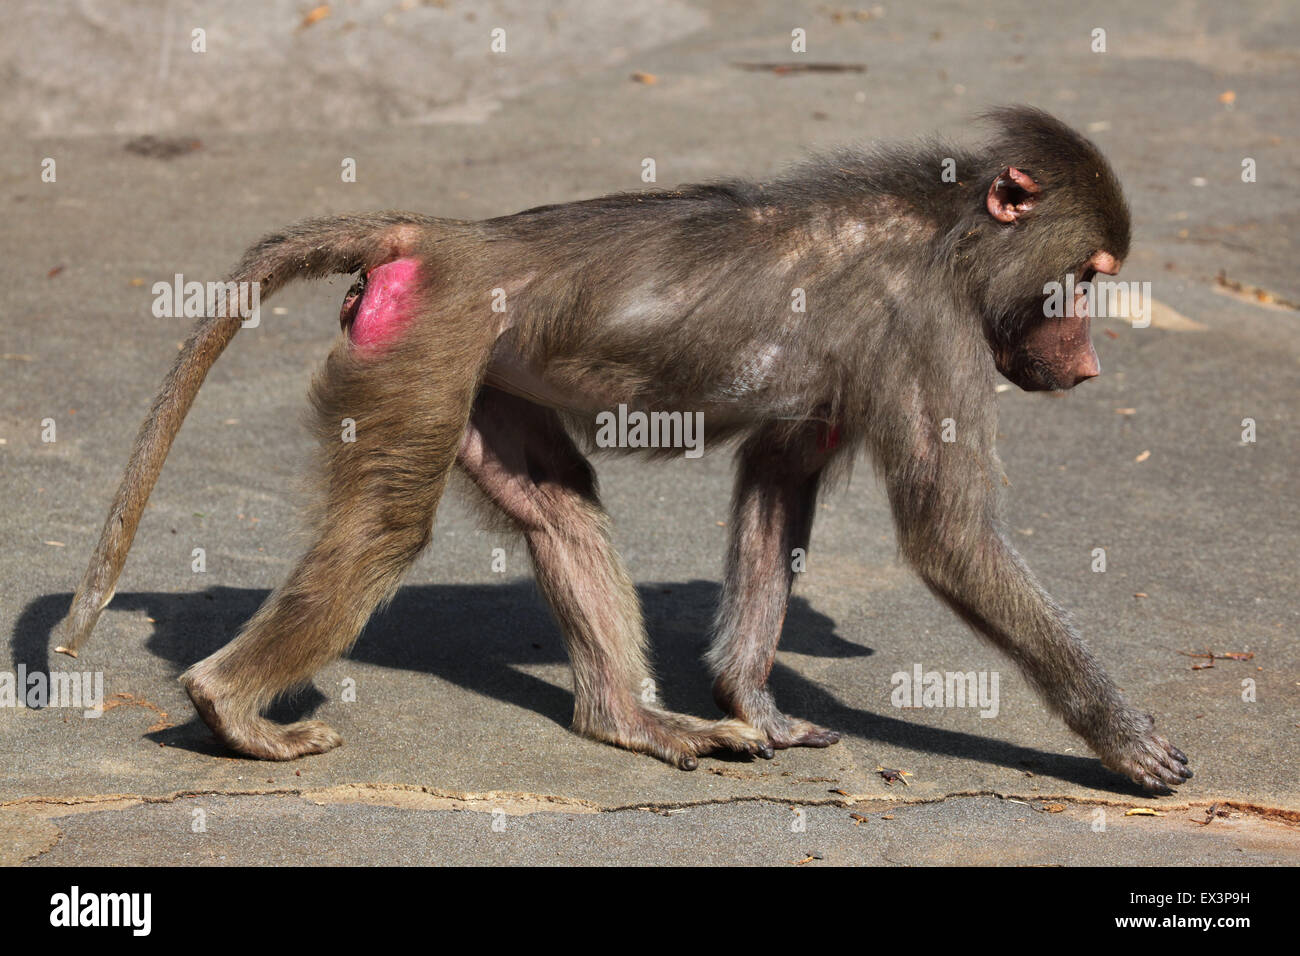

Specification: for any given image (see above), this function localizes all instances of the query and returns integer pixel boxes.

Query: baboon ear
[986,166,1041,223]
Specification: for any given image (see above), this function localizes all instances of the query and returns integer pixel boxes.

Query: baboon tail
[55,211,434,656]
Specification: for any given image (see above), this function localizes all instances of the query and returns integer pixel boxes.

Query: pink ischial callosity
[341,258,421,349]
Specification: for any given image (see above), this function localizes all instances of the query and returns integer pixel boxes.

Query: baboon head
[974,107,1132,392]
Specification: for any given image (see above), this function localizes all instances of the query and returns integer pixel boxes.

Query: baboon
[57,107,1190,793]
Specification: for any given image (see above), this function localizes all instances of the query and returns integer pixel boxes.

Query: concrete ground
[1,0,1297,866]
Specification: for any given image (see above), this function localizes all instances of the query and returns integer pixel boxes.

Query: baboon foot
[1095,711,1192,794]
[578,705,774,770]
[762,714,842,749]
[713,682,841,751]
[183,672,342,760]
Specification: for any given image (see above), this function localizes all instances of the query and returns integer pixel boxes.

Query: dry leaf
[1179,648,1253,667]
[874,766,912,786]
[301,4,330,28]
[1125,808,1163,816]
[102,691,172,732]
[1212,273,1298,312]
[124,135,202,159]
[1196,803,1230,826]
[630,72,657,84]
[732,61,866,75]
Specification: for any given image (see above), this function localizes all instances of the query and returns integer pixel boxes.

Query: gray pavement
[11,794,1299,867]
[1,0,1297,866]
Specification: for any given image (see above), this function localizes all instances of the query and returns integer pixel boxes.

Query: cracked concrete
[2,0,1298,864]
[6,781,1297,864]
[8,792,1298,866]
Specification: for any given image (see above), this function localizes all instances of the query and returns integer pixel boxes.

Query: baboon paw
[219,716,343,761]
[257,719,344,760]
[1099,718,1192,794]
[184,676,342,760]
[712,684,839,752]
[769,718,842,750]
[745,711,842,751]
[652,713,775,768]
[582,709,773,769]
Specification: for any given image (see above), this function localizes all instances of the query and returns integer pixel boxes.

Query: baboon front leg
[707,425,840,750]
[458,387,768,769]
[182,340,484,759]
[894,479,1192,793]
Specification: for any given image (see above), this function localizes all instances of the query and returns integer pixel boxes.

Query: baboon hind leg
[707,424,840,749]
[182,338,485,760]
[457,387,769,769]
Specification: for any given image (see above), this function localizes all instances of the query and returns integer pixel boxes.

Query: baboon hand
[1097,711,1192,794]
